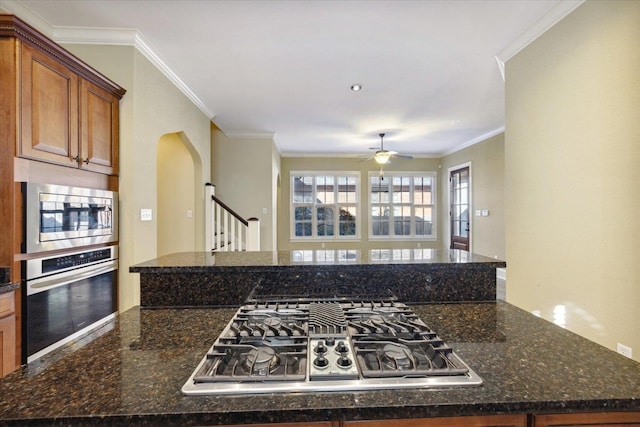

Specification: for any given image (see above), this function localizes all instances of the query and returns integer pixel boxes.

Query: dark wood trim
[212,194,249,226]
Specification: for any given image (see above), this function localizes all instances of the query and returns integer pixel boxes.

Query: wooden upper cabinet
[1,13,125,176]
[80,79,119,175]
[20,43,80,167]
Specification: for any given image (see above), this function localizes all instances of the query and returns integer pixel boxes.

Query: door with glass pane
[450,166,470,251]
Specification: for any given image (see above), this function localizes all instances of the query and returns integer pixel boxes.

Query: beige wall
[440,133,505,260]
[64,44,211,311]
[210,126,277,251]
[278,156,442,251]
[157,133,197,257]
[505,0,640,361]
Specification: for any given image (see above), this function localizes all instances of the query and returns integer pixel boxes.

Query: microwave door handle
[27,261,118,296]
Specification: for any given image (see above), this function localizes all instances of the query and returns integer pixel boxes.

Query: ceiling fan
[367,133,413,165]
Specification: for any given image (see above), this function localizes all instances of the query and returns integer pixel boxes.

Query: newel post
[205,183,215,252]
[246,217,261,251]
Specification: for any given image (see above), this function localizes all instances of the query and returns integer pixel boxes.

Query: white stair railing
[205,184,260,252]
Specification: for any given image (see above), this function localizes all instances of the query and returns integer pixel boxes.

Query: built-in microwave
[23,182,118,253]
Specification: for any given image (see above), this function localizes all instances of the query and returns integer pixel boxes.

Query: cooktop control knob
[337,354,353,368]
[325,336,335,346]
[313,355,329,368]
[314,342,327,354]
[335,341,348,354]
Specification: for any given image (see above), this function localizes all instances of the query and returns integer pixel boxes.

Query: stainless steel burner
[244,347,280,376]
[381,343,413,370]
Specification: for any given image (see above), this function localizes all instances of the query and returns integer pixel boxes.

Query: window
[369,172,436,239]
[291,172,359,240]
[291,249,359,263]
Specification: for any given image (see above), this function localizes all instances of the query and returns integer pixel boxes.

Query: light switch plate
[140,209,153,221]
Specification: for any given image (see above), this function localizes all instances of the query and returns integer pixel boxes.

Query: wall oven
[23,182,118,254]
[22,246,118,363]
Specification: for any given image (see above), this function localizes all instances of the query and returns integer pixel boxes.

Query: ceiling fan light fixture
[374,151,391,164]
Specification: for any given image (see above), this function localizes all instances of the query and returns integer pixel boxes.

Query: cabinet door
[0,314,16,377]
[80,79,119,175]
[534,412,640,426]
[0,292,16,377]
[20,42,79,167]
[344,414,527,427]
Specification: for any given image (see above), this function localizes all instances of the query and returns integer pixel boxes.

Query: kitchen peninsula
[0,251,638,426]
[129,249,506,307]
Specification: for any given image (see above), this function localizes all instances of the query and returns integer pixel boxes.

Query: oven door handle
[27,260,118,296]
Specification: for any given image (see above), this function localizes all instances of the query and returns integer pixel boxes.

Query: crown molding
[495,0,585,81]
[0,0,213,119]
[0,0,53,36]
[224,131,276,140]
[442,126,505,157]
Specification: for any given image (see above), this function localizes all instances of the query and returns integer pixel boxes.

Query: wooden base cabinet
[534,412,640,426]
[0,291,16,377]
[343,415,527,427]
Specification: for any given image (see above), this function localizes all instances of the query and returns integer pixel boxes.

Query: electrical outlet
[617,343,633,359]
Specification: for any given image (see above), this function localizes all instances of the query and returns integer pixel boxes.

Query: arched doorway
[157,132,203,256]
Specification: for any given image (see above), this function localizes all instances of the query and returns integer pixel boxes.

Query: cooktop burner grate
[183,299,482,395]
[308,302,347,336]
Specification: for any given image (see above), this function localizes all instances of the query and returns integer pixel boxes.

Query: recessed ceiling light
[350,84,362,91]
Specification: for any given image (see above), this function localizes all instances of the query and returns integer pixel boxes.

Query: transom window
[291,172,359,240]
[369,172,436,239]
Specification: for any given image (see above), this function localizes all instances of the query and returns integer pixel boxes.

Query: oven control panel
[42,248,113,273]
[308,337,359,380]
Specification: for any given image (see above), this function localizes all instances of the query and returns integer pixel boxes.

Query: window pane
[414,177,432,204]
[337,176,357,203]
[293,176,314,203]
[392,177,411,203]
[371,206,388,236]
[393,205,411,236]
[295,206,312,220]
[316,176,334,204]
[292,250,313,261]
[316,250,335,262]
[414,206,432,236]
[295,222,312,237]
[339,206,357,236]
[317,207,334,236]
[294,206,312,237]
[371,177,390,204]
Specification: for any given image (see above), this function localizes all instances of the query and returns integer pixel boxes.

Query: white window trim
[290,171,361,242]
[367,171,438,241]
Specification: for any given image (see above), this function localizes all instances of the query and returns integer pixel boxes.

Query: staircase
[205,183,260,252]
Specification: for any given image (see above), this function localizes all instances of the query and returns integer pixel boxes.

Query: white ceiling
[1,0,582,157]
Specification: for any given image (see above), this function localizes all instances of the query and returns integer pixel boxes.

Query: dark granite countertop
[130,249,506,273]
[0,267,17,295]
[0,301,638,426]
[0,283,18,295]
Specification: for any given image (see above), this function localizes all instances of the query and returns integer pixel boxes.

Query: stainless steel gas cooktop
[182,300,482,395]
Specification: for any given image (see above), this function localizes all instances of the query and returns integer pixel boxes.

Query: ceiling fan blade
[358,155,374,163]
[391,153,413,160]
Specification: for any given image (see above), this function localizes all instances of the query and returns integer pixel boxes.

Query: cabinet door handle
[71,155,80,163]
[83,158,90,164]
